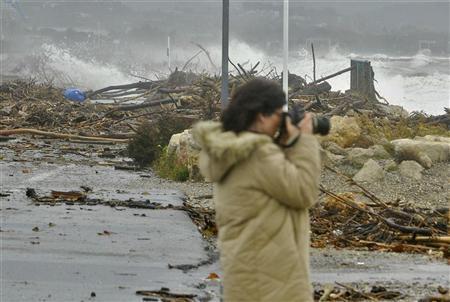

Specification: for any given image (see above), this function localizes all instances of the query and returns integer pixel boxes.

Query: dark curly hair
[221,78,285,133]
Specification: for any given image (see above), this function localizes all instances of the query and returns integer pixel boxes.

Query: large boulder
[168,129,202,180]
[347,147,375,167]
[346,145,391,167]
[417,135,450,144]
[353,159,385,183]
[383,159,398,172]
[321,141,348,156]
[323,116,361,148]
[398,160,424,180]
[391,136,450,168]
[321,148,345,167]
[371,144,391,159]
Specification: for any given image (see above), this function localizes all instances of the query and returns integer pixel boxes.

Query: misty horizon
[1,0,449,114]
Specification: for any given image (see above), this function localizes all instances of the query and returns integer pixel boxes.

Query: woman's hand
[298,113,314,135]
[278,116,300,145]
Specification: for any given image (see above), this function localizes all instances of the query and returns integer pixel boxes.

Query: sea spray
[8,41,449,115]
[13,44,134,90]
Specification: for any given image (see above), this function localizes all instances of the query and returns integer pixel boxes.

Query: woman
[193,78,321,302]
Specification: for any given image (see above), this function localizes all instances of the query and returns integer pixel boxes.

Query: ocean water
[5,42,449,115]
[199,43,449,116]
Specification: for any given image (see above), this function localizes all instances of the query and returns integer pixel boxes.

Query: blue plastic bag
[64,88,86,102]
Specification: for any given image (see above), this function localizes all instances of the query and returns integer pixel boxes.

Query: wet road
[1,140,220,301]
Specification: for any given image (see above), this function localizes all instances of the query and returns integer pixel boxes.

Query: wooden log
[68,140,116,145]
[193,42,217,70]
[86,82,158,99]
[357,240,440,251]
[229,58,245,79]
[384,218,433,235]
[0,128,129,143]
[106,98,176,114]
[98,89,148,98]
[350,60,377,102]
[158,87,188,94]
[182,50,203,71]
[397,235,450,244]
[308,66,354,86]
[335,282,377,301]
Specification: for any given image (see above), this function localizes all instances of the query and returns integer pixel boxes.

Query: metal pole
[221,0,229,109]
[167,36,171,71]
[311,43,316,82]
[283,0,289,109]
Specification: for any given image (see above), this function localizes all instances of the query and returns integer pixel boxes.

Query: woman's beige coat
[193,121,321,302]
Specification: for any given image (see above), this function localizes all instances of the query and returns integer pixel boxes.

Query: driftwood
[106,98,176,114]
[182,50,203,71]
[0,128,129,143]
[383,218,433,236]
[136,289,196,300]
[98,89,148,98]
[229,58,245,79]
[335,282,377,301]
[86,81,158,99]
[309,66,354,86]
[398,235,450,244]
[316,164,447,255]
[320,186,435,236]
[192,42,217,70]
[357,240,442,252]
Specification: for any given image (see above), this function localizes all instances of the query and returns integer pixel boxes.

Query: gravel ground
[320,161,449,210]
[160,160,449,211]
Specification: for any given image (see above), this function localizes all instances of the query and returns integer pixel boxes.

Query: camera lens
[313,117,330,136]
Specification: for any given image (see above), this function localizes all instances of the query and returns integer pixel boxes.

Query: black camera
[288,105,330,136]
[275,105,330,145]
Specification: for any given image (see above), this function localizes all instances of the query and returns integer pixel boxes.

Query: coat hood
[192,121,272,182]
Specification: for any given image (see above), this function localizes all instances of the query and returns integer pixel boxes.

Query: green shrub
[127,122,161,167]
[153,147,189,181]
[127,113,193,167]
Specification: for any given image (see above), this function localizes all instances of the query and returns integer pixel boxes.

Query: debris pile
[0,76,218,138]
[25,188,178,210]
[311,166,449,258]
[177,165,449,260]
[314,283,404,301]
[1,68,448,142]
[136,288,196,302]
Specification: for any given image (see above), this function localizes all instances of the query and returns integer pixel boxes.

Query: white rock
[384,159,398,172]
[168,129,202,180]
[322,141,347,156]
[370,144,391,159]
[346,145,391,167]
[321,149,345,166]
[167,132,182,155]
[324,116,361,148]
[353,159,385,183]
[398,160,424,180]
[391,137,450,168]
[417,135,450,144]
[347,147,375,167]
